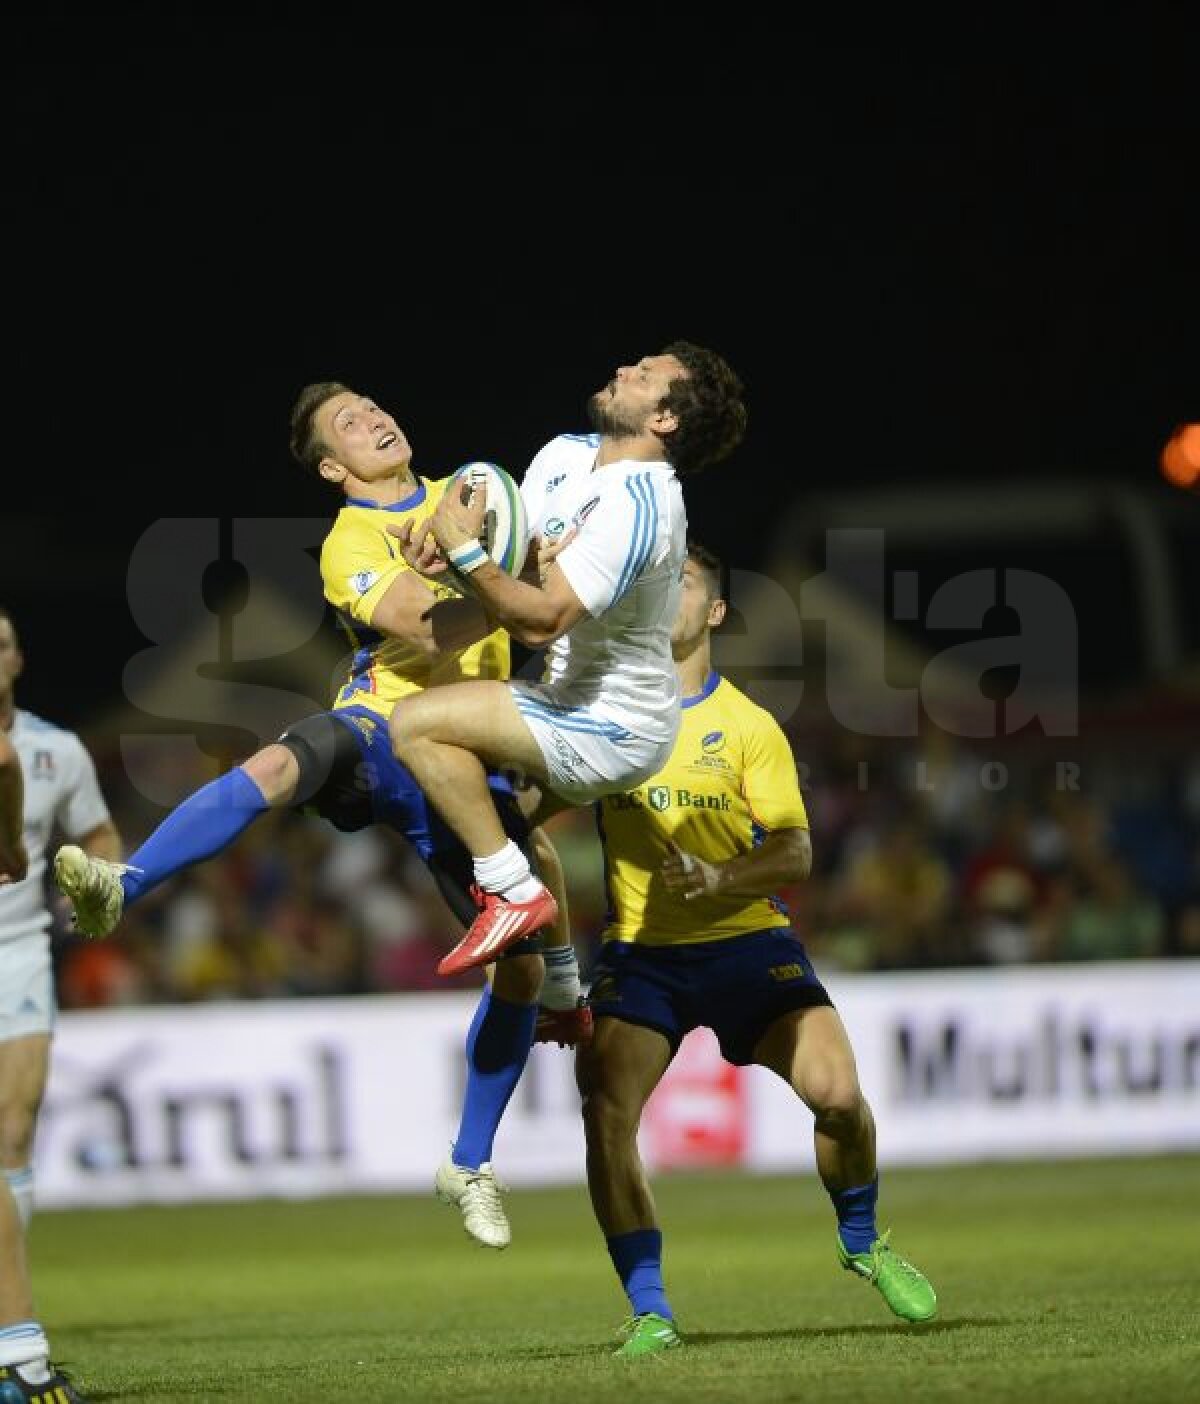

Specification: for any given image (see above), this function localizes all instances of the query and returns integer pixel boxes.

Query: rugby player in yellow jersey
[574,541,937,1358]
[54,382,586,1251]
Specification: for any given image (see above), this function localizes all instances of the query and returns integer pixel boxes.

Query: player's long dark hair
[659,341,747,475]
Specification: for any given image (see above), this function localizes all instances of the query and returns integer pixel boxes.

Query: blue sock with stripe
[452,989,537,1169]
[831,1178,879,1254]
[606,1228,673,1319]
[121,767,270,906]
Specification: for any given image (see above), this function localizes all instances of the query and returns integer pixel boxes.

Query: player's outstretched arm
[0,733,27,884]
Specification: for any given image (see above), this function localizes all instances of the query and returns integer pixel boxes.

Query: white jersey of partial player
[0,709,111,947]
[521,433,686,744]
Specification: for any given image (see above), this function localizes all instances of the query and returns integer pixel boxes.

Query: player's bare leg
[0,1180,87,1399]
[527,825,591,1045]
[577,1017,681,1356]
[753,1006,936,1322]
[754,1006,875,1190]
[390,683,559,975]
[0,1035,49,1232]
[239,743,302,805]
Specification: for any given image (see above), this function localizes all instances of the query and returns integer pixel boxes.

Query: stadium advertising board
[35,963,1200,1207]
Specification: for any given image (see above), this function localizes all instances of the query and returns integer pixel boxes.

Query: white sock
[5,1168,33,1232]
[0,1321,50,1375]
[541,946,581,1009]
[473,841,543,903]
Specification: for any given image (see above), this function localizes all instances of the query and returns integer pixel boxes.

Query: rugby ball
[448,461,529,577]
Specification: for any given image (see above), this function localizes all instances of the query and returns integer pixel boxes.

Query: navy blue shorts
[588,929,833,1066]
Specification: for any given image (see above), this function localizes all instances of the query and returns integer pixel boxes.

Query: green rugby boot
[838,1228,937,1322]
[613,1312,683,1359]
[53,845,132,939]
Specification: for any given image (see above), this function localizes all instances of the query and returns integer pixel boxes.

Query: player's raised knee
[241,745,301,806]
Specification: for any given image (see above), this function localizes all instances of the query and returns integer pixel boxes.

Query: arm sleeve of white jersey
[59,736,113,840]
[554,473,661,617]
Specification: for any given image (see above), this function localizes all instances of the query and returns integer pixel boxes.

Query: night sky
[4,3,1198,720]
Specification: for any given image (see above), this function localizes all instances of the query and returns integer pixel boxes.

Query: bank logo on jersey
[701,730,726,755]
[648,785,671,811]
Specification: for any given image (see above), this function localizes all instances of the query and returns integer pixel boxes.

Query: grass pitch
[31,1155,1199,1403]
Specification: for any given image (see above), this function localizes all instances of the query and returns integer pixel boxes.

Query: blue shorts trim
[587,929,833,1066]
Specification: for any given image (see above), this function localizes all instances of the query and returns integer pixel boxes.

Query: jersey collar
[682,670,721,709]
[345,479,428,512]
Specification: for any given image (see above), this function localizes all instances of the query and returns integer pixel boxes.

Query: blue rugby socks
[830,1177,880,1254]
[121,766,270,905]
[452,989,538,1169]
[606,1228,674,1320]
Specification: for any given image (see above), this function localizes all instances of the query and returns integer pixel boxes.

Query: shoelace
[869,1230,924,1285]
[78,857,139,898]
[461,1169,508,1226]
[617,1314,676,1343]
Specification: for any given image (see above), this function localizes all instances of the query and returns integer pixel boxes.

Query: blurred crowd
[49,728,1200,1011]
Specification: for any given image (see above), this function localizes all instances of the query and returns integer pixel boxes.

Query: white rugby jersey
[0,710,111,946]
[521,433,686,743]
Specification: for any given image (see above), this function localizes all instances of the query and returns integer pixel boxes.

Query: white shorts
[0,940,55,1041]
[509,681,673,804]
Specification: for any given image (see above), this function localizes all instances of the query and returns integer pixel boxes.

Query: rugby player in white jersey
[390,342,747,978]
[0,609,121,1402]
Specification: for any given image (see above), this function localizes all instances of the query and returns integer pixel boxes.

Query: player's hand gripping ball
[448,461,529,577]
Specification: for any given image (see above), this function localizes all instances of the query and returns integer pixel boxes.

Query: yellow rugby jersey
[321,476,509,722]
[596,672,809,945]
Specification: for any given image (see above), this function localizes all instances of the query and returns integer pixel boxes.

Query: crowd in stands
[49,728,1200,1010]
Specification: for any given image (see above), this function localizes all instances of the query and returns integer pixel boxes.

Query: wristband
[446,539,488,575]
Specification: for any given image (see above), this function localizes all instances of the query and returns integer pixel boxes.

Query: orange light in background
[1161,424,1200,489]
